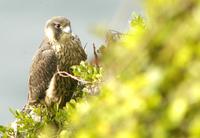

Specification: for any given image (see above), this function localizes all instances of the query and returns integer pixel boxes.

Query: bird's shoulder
[32,39,56,60]
[71,34,87,61]
[30,38,57,72]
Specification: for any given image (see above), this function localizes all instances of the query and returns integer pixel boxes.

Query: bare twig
[57,69,90,84]
[108,29,123,35]
[84,43,88,50]
[93,43,99,67]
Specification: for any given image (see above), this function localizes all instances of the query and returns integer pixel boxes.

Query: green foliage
[130,12,145,28]
[1,0,200,137]
[71,61,102,83]
[0,62,102,138]
[0,125,14,138]
[71,61,102,98]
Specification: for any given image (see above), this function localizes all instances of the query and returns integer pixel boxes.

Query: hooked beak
[62,26,72,33]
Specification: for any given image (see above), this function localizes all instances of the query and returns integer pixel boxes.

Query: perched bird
[28,16,87,107]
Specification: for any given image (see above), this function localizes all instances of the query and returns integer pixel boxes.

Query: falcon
[28,16,87,107]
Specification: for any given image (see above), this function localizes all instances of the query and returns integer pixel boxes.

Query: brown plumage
[28,16,87,107]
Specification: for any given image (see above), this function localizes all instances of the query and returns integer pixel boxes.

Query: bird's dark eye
[55,24,61,29]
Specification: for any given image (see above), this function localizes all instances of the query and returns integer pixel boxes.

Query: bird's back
[28,39,57,104]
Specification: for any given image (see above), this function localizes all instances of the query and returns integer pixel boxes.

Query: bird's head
[44,16,72,43]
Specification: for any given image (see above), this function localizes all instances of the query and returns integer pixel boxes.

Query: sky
[0,0,142,125]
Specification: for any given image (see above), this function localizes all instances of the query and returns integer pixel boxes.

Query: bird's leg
[45,74,59,106]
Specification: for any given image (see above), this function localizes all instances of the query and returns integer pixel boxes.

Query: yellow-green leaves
[2,0,200,137]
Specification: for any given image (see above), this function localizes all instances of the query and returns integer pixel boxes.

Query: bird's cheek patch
[45,28,55,41]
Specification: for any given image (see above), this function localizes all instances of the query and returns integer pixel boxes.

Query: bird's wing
[73,35,87,61]
[28,40,57,104]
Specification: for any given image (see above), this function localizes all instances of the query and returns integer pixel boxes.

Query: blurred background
[0,0,143,124]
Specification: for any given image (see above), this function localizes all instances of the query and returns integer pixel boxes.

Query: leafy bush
[1,0,200,137]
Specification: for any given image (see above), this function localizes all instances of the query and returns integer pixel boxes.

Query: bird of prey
[28,16,87,107]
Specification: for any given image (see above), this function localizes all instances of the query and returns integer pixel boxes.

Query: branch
[57,69,90,84]
[84,43,88,50]
[93,43,99,67]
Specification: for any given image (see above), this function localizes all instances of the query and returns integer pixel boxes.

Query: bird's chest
[53,42,79,70]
